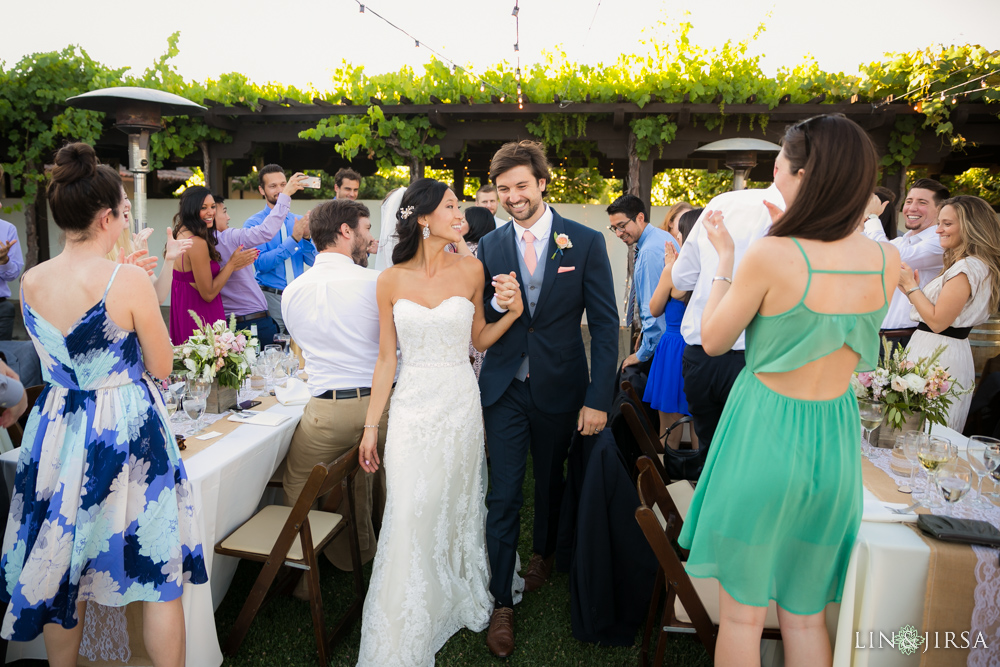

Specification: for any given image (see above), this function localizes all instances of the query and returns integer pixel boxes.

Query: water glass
[984,445,1000,502]
[893,434,917,493]
[918,436,955,509]
[935,459,972,513]
[163,391,180,421]
[183,391,207,432]
[901,431,926,499]
[186,377,211,400]
[966,435,999,508]
[858,399,884,458]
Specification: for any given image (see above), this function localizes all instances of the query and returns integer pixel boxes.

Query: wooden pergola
[89,97,1000,215]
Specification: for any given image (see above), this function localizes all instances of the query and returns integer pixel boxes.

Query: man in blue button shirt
[244,163,316,332]
[607,194,678,370]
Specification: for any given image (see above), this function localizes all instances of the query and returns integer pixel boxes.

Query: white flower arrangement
[172,312,259,390]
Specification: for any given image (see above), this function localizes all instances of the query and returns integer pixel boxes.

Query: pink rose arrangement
[851,337,967,430]
[173,312,259,390]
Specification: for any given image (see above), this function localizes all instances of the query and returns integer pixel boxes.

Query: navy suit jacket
[477,208,619,414]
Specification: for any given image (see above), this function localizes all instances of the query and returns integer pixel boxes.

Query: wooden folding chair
[621,380,659,445]
[215,447,364,666]
[621,401,670,484]
[634,456,780,665]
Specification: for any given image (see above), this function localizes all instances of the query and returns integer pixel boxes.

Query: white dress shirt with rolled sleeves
[862,220,943,330]
[671,185,785,349]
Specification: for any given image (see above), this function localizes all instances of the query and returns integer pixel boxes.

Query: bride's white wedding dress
[357,296,494,666]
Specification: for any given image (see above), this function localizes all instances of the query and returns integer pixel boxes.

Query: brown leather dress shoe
[522,553,553,593]
[486,606,514,657]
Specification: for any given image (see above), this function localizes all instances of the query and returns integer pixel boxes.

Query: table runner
[864,449,997,667]
[179,392,280,459]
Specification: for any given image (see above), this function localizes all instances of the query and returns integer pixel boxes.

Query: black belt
[233,311,268,323]
[917,322,972,340]
[317,387,371,400]
[689,344,745,356]
[261,286,283,296]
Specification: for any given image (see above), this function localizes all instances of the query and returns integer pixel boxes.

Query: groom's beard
[504,199,540,223]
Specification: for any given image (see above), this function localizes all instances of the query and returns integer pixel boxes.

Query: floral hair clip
[399,206,415,219]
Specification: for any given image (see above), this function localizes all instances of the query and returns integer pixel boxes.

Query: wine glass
[273,332,291,354]
[917,436,955,509]
[163,391,180,422]
[984,445,1000,503]
[858,399,884,458]
[935,459,972,514]
[965,436,999,509]
[186,377,210,400]
[183,390,207,432]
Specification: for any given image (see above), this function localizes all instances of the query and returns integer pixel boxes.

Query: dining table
[0,392,306,667]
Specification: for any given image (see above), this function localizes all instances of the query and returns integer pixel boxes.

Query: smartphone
[232,400,261,411]
[301,176,321,189]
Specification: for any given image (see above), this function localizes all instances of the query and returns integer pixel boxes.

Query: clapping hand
[227,245,259,271]
[163,228,194,262]
[118,247,158,276]
[899,261,919,293]
[0,240,16,266]
[703,210,734,257]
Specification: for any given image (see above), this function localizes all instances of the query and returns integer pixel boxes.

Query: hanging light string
[872,53,1000,109]
[905,68,1000,109]
[354,0,511,101]
[513,1,523,109]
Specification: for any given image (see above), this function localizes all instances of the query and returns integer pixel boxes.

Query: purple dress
[170,261,224,344]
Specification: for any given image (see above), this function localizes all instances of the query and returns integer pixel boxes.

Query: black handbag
[916,515,1000,548]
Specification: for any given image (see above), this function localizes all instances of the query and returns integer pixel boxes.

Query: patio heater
[65,87,206,233]
[695,138,782,191]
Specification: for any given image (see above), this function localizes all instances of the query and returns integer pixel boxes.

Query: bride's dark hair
[391,178,452,265]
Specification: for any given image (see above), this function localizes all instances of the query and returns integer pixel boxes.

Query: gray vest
[513,236,548,381]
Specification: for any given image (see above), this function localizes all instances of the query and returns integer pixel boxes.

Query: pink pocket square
[557,266,575,273]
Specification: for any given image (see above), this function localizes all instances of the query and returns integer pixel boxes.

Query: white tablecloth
[1,402,305,666]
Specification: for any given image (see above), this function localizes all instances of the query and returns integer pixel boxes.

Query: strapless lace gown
[357,296,493,666]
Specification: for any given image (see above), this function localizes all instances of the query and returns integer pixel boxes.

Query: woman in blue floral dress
[0,143,207,666]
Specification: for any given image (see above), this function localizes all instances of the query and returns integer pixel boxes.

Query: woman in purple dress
[169,186,257,344]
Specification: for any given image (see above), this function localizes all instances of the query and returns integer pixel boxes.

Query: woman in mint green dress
[665,115,901,666]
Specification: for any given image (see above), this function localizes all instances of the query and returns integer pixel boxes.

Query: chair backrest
[621,380,658,435]
[622,402,670,483]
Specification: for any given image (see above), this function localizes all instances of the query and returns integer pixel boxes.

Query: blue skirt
[643,332,688,414]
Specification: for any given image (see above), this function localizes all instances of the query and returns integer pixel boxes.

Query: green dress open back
[677,238,887,615]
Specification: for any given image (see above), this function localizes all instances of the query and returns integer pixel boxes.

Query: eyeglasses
[606,217,635,234]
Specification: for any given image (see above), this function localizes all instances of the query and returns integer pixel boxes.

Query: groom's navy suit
[478,206,618,607]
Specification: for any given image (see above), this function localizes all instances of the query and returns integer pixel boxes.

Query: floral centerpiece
[851,338,966,438]
[173,313,258,412]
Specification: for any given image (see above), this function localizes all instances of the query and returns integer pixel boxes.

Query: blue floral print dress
[0,266,208,640]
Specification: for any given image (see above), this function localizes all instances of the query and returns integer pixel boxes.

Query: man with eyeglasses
[607,194,678,370]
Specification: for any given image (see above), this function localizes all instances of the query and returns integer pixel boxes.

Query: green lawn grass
[9,456,711,667]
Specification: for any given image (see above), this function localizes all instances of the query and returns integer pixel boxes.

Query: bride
[357,178,523,665]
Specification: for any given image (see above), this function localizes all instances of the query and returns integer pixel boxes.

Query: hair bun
[51,142,99,185]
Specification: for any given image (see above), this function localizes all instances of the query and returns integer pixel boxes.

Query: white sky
[2,0,998,92]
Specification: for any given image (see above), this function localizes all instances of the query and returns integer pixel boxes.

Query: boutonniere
[551,232,573,259]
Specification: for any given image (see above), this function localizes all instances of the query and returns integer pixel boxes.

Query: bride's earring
[422,224,430,240]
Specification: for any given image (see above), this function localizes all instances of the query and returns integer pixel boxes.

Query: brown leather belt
[879,327,917,338]
[233,311,268,323]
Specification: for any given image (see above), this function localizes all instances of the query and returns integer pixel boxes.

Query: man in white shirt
[281,199,390,572]
[863,178,949,349]
[671,184,784,455]
[476,183,509,227]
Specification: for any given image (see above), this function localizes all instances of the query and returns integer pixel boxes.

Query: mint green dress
[677,239,887,615]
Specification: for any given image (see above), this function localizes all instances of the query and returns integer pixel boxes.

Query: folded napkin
[227,412,292,427]
[861,497,918,524]
[274,378,310,406]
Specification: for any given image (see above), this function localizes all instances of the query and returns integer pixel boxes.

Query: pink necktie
[523,230,537,275]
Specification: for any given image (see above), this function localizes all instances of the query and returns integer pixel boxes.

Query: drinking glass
[163,391,180,421]
[858,399,884,458]
[167,374,188,422]
[183,390,207,432]
[935,459,972,514]
[893,433,917,493]
[901,431,925,498]
[965,435,999,509]
[186,377,210,400]
[918,436,955,509]
[984,445,1000,503]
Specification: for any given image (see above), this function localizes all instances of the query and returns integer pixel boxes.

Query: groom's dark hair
[489,140,551,196]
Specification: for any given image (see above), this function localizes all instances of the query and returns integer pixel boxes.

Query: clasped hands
[492,272,523,315]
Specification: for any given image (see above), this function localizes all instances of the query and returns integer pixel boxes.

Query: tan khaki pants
[283,392,389,570]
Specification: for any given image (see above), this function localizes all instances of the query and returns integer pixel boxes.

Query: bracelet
[363,424,379,430]
[906,286,921,296]
[712,275,732,284]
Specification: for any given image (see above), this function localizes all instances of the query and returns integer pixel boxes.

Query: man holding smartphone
[244,163,317,333]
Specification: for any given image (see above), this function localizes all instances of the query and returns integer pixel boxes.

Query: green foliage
[882,116,923,174]
[944,168,1000,203]
[546,168,621,204]
[651,169,768,207]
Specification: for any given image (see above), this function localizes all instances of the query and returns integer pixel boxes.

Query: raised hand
[703,210,735,257]
[0,240,16,265]
[163,228,193,262]
[763,200,784,225]
[132,227,153,252]
[227,245,259,271]
[283,172,309,197]
[292,213,309,242]
[663,240,679,271]
[899,261,919,293]
[119,247,158,276]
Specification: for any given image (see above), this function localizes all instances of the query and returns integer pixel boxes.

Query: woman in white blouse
[900,195,1000,430]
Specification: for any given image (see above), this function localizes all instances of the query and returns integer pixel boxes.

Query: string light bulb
[480,83,485,92]
[359,3,364,12]
[511,4,519,16]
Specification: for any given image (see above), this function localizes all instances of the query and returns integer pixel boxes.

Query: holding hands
[493,271,523,316]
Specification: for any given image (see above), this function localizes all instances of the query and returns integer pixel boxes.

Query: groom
[478,140,619,657]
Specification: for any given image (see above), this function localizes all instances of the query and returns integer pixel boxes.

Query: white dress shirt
[491,205,553,312]
[495,215,510,228]
[672,185,785,349]
[863,219,943,329]
[281,252,387,396]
